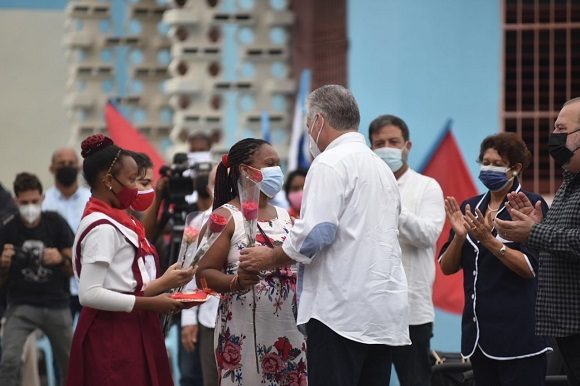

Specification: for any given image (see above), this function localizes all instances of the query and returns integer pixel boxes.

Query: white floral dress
[214,204,307,386]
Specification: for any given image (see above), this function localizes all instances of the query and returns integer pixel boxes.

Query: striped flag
[418,120,478,315]
[287,70,312,172]
[104,101,166,179]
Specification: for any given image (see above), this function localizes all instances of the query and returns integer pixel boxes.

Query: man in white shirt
[240,85,410,386]
[42,147,91,317]
[370,115,445,386]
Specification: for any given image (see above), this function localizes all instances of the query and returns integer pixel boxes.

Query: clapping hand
[463,205,494,243]
[495,209,535,244]
[444,197,469,238]
[505,192,544,224]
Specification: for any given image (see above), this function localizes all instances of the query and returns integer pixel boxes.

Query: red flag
[104,102,166,179]
[419,121,478,315]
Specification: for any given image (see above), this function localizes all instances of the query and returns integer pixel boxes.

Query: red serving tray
[170,290,212,304]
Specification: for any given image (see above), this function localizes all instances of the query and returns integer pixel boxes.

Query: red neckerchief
[83,197,136,231]
[82,197,157,257]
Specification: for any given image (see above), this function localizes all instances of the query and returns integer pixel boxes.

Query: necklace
[487,204,501,212]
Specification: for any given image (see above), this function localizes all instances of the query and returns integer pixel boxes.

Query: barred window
[503,0,580,195]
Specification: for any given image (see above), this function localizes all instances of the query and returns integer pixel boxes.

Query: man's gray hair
[307,85,360,131]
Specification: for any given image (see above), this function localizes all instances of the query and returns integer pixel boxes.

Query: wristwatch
[498,244,507,256]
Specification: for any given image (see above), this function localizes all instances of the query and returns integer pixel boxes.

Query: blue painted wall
[348,0,501,192]
[0,0,66,9]
[348,2,501,383]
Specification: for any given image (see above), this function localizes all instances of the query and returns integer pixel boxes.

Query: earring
[513,171,518,177]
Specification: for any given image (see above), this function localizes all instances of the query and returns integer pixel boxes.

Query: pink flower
[209,213,228,233]
[220,341,241,370]
[242,201,258,220]
[261,352,284,375]
[183,227,199,244]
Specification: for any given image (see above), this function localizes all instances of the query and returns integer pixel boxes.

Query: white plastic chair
[36,334,56,386]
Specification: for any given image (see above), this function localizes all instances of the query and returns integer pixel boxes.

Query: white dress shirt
[43,184,91,296]
[42,185,91,233]
[282,132,410,346]
[396,168,445,325]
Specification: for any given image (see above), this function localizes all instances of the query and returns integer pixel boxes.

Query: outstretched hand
[161,263,196,290]
[239,246,274,272]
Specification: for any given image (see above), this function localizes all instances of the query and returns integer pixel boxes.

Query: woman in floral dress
[196,138,307,386]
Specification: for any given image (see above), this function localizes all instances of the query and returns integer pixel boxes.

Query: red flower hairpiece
[221,154,230,169]
[81,134,114,158]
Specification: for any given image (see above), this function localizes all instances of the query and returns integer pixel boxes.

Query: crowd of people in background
[0,85,579,386]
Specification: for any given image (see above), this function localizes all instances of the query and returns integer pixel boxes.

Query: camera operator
[0,172,73,386]
[143,133,214,268]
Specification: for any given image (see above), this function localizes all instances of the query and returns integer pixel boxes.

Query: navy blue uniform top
[439,181,551,359]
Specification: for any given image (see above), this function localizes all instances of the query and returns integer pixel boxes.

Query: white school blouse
[74,212,153,312]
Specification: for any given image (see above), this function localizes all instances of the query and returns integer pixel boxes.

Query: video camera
[13,240,44,270]
[156,152,213,268]
[159,152,213,209]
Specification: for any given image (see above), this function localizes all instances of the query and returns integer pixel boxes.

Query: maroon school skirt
[66,306,173,386]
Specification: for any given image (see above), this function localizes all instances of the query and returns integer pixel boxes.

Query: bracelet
[229,274,250,295]
[229,274,238,292]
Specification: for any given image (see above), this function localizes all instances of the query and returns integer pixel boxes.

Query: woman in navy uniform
[439,133,550,386]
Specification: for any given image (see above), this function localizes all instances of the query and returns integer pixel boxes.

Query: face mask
[374,147,404,172]
[308,115,323,159]
[288,190,303,210]
[110,175,138,210]
[260,166,284,198]
[56,166,78,187]
[548,128,580,167]
[130,188,155,212]
[19,203,41,224]
[478,165,514,192]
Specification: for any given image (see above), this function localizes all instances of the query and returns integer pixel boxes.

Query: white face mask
[19,203,41,224]
[374,147,404,172]
[308,115,324,159]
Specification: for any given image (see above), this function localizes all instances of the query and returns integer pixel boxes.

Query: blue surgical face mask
[260,166,284,198]
[374,147,404,172]
[478,165,514,192]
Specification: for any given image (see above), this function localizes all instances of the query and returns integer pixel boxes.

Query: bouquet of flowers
[175,212,202,270]
[237,164,263,372]
[238,164,263,247]
[172,210,231,295]
[163,210,231,333]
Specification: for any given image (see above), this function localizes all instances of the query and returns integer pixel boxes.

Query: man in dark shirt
[0,172,74,386]
[496,97,580,386]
